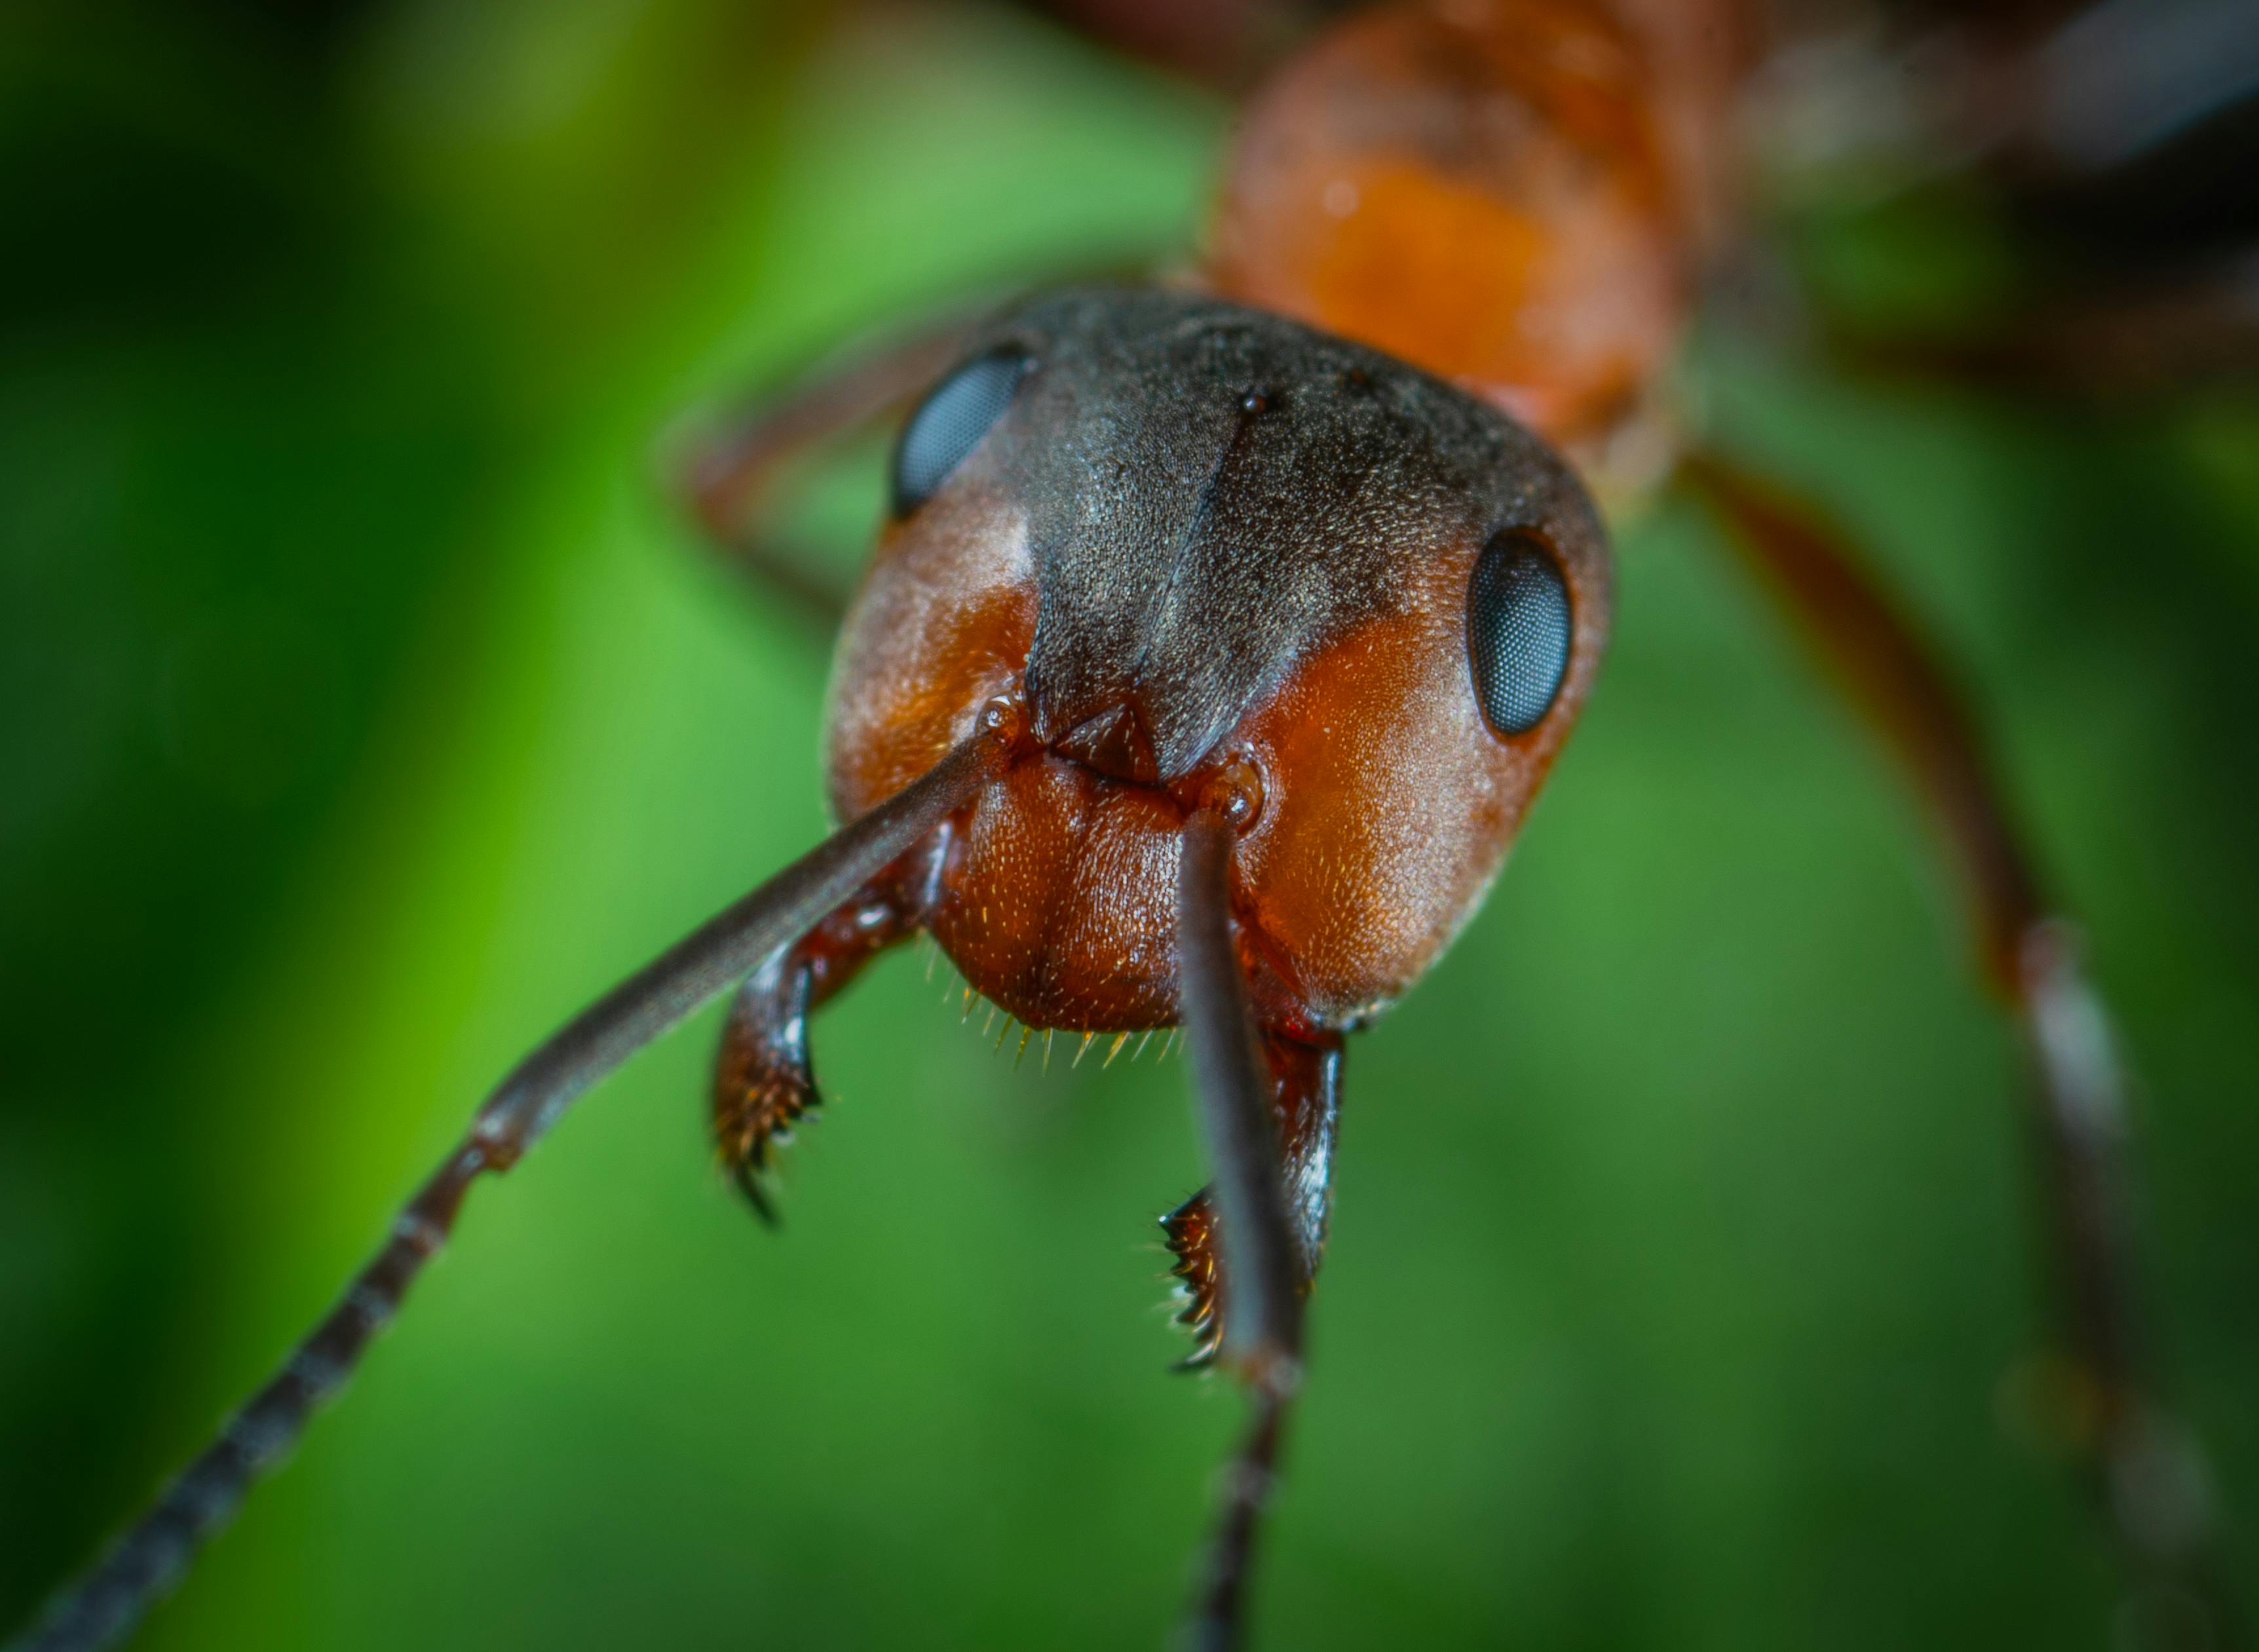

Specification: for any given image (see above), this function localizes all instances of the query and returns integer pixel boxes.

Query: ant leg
[7,726,1014,1652]
[1679,452,2237,1638]
[1174,808,1308,1652]
[713,871,930,1222]
[668,318,977,628]
[1162,1033,1342,1366]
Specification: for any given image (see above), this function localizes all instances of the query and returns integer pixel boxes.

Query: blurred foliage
[1,2,2253,1649]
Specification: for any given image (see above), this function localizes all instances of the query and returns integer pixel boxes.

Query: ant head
[828,287,1610,1029]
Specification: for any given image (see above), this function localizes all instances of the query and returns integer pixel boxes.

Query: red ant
[10,1,2246,1648]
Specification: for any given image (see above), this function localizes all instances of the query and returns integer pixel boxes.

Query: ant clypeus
[12,1,2246,1649]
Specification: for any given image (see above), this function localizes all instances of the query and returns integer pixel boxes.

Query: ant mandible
[11,1,2239,1649]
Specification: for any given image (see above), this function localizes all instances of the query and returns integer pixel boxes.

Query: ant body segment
[11,1,2244,1648]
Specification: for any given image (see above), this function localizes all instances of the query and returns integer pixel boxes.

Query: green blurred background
[2,2,2254,1647]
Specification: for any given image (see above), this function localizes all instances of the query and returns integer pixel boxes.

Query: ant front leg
[1164,1032,1342,1366]
[670,319,977,630]
[1679,452,2238,1639]
[713,873,927,1221]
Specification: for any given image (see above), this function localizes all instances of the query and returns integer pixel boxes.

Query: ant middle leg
[1679,451,2237,1642]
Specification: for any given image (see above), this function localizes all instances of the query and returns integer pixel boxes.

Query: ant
[9,1,2249,1648]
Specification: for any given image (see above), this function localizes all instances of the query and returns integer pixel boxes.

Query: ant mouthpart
[1054,700,1162,785]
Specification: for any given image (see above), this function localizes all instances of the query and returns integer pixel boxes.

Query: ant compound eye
[891,349,1032,516]
[1468,529,1572,737]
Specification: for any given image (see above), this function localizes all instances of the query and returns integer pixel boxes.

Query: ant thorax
[1205,0,1730,453]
